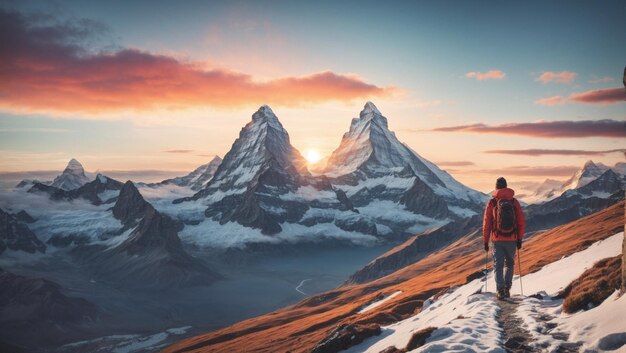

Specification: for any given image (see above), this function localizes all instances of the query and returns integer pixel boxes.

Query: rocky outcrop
[88,181,218,288]
[311,323,381,353]
[399,175,449,219]
[0,208,45,255]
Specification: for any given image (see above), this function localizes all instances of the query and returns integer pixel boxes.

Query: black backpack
[491,198,517,236]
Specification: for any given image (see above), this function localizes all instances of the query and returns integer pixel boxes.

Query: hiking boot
[496,288,506,300]
[504,288,511,298]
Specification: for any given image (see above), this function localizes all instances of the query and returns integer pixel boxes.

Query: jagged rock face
[0,208,46,255]
[347,215,482,284]
[28,174,123,206]
[399,175,449,219]
[112,181,153,226]
[525,169,625,232]
[50,159,91,190]
[161,156,222,190]
[0,269,97,349]
[99,181,218,287]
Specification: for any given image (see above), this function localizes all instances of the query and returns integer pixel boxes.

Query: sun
[305,149,322,164]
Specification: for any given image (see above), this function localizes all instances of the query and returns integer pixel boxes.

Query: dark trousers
[492,241,516,290]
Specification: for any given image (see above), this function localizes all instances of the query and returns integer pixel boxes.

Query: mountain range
[173,102,486,240]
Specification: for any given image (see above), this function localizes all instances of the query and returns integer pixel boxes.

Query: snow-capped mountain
[190,105,309,201]
[561,160,609,191]
[160,156,222,190]
[325,102,487,219]
[525,169,624,231]
[50,158,91,190]
[526,160,626,204]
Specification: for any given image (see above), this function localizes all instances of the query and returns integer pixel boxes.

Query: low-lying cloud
[432,119,625,138]
[0,9,394,116]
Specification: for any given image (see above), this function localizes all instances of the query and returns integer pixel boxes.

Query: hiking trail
[496,295,582,353]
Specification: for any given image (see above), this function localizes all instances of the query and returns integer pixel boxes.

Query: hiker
[482,177,526,300]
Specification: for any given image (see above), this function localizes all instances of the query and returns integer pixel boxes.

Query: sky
[0,0,624,192]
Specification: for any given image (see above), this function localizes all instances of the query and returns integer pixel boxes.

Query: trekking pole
[485,250,489,293]
[517,249,524,296]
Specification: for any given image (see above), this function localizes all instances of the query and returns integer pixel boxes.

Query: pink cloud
[535,96,564,106]
[465,70,506,81]
[536,71,577,84]
[0,10,395,115]
[568,88,624,104]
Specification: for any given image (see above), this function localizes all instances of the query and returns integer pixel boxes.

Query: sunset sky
[1,0,624,192]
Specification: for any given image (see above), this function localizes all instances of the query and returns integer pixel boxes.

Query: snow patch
[359,291,403,314]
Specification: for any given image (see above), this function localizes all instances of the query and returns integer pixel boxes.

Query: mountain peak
[251,105,283,131]
[363,101,381,115]
[583,160,597,169]
[112,181,152,225]
[65,158,85,172]
[51,158,90,190]
[358,101,388,128]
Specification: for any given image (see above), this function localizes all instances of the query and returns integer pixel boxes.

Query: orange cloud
[535,96,564,106]
[536,88,624,106]
[464,70,506,81]
[536,71,577,84]
[568,88,624,104]
[0,10,395,115]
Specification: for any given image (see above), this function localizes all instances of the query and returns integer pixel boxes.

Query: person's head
[496,177,507,189]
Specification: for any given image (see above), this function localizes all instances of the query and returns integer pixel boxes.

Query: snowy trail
[295,279,312,295]
[497,297,534,353]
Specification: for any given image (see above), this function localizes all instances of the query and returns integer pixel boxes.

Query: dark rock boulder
[311,323,381,353]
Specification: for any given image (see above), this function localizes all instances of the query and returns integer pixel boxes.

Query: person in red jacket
[483,177,526,299]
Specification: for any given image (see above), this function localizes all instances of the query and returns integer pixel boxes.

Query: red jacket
[482,187,525,244]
